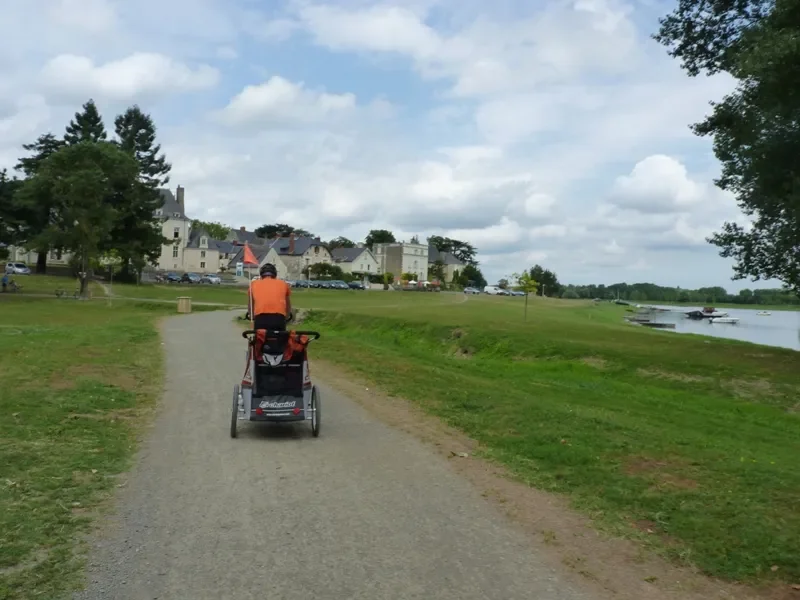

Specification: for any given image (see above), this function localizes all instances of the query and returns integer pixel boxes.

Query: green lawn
[0,297,180,599]
[304,294,800,584]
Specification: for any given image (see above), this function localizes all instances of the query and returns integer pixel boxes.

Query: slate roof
[270,236,325,256]
[228,243,271,266]
[331,247,367,263]
[427,245,464,266]
[156,188,188,220]
[229,228,267,246]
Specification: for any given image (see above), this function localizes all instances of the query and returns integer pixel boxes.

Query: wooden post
[177,297,192,314]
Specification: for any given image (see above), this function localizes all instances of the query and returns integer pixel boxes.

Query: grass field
[0,297,182,599]
[302,294,800,585]
[2,288,798,594]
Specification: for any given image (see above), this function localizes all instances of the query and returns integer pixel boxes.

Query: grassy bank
[305,296,800,584]
[0,298,179,599]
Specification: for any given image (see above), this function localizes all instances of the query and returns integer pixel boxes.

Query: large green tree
[14,133,67,273]
[428,235,478,265]
[327,236,355,250]
[255,223,314,239]
[114,105,171,188]
[0,169,24,249]
[64,99,107,145]
[365,229,395,248]
[111,105,171,280]
[191,220,231,240]
[16,142,141,297]
[655,0,800,295]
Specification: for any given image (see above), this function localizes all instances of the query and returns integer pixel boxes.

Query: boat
[757,311,771,316]
[710,317,740,324]
[685,309,729,319]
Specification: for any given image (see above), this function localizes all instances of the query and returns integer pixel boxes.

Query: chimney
[176,186,185,212]
[289,232,295,254]
[240,226,246,232]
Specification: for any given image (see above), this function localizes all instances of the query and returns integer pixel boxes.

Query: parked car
[181,272,202,284]
[348,281,365,290]
[463,287,481,295]
[165,272,182,283]
[509,290,525,296]
[330,280,349,290]
[483,285,505,295]
[201,274,221,284]
[4,262,31,275]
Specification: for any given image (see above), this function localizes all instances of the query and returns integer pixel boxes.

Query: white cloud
[40,53,219,103]
[217,76,356,127]
[610,155,706,213]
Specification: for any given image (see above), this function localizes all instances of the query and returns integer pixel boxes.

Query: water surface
[640,305,800,351]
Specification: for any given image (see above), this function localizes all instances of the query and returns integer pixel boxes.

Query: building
[228,233,333,280]
[331,245,379,280]
[427,244,465,284]
[372,240,429,282]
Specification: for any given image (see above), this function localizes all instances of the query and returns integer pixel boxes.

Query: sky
[0,0,776,291]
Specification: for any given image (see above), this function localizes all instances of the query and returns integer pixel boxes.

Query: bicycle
[3,279,22,293]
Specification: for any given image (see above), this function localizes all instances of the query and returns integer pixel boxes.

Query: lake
[640,305,800,351]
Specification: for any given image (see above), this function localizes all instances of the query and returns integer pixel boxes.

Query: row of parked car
[463,285,525,296]
[158,272,222,284]
[288,280,366,290]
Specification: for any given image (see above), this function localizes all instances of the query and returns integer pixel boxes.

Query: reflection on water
[641,305,800,351]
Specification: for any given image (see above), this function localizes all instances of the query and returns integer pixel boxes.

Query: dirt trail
[73,309,595,600]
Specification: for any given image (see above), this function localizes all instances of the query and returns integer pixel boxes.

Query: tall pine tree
[64,99,107,145]
[108,105,170,281]
[114,105,171,187]
[14,133,67,273]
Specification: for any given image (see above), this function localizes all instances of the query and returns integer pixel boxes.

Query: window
[200,237,207,247]
[173,212,180,217]
[173,227,180,239]
[200,262,206,269]
[314,246,319,255]
[200,250,206,258]
[155,209,162,216]
[173,247,179,258]
[368,264,371,271]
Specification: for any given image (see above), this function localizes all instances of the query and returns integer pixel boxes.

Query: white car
[483,285,505,295]
[5,262,31,275]
[202,273,222,284]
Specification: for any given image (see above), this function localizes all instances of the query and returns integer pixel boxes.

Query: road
[74,310,594,600]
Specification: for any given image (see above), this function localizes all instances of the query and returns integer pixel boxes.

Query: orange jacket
[249,277,291,316]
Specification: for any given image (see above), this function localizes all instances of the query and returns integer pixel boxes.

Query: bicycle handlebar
[242,329,321,340]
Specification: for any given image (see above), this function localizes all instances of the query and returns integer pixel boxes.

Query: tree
[0,169,24,247]
[16,142,141,297]
[497,278,509,289]
[64,99,107,145]
[365,229,395,248]
[459,264,486,288]
[428,235,478,265]
[13,133,67,273]
[306,262,344,279]
[191,220,230,240]
[255,223,314,239]
[327,236,355,250]
[513,271,540,321]
[655,0,800,295]
[108,105,170,281]
[429,259,446,285]
[528,264,561,296]
[114,105,171,188]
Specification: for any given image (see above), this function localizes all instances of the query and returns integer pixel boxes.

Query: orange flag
[243,242,258,266]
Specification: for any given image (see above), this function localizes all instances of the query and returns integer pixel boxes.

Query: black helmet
[259,263,277,278]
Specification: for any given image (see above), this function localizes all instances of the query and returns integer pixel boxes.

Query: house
[227,234,332,280]
[427,244,465,283]
[331,245,379,280]
[261,234,332,279]
[372,240,429,282]
[226,227,266,247]
[155,186,194,271]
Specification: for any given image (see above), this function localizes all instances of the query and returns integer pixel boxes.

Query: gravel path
[73,310,595,600]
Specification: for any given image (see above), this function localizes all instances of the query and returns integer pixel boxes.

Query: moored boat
[710,317,740,324]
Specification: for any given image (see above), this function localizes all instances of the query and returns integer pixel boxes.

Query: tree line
[0,99,171,295]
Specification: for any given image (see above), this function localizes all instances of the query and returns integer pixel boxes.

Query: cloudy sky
[0,0,769,290]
